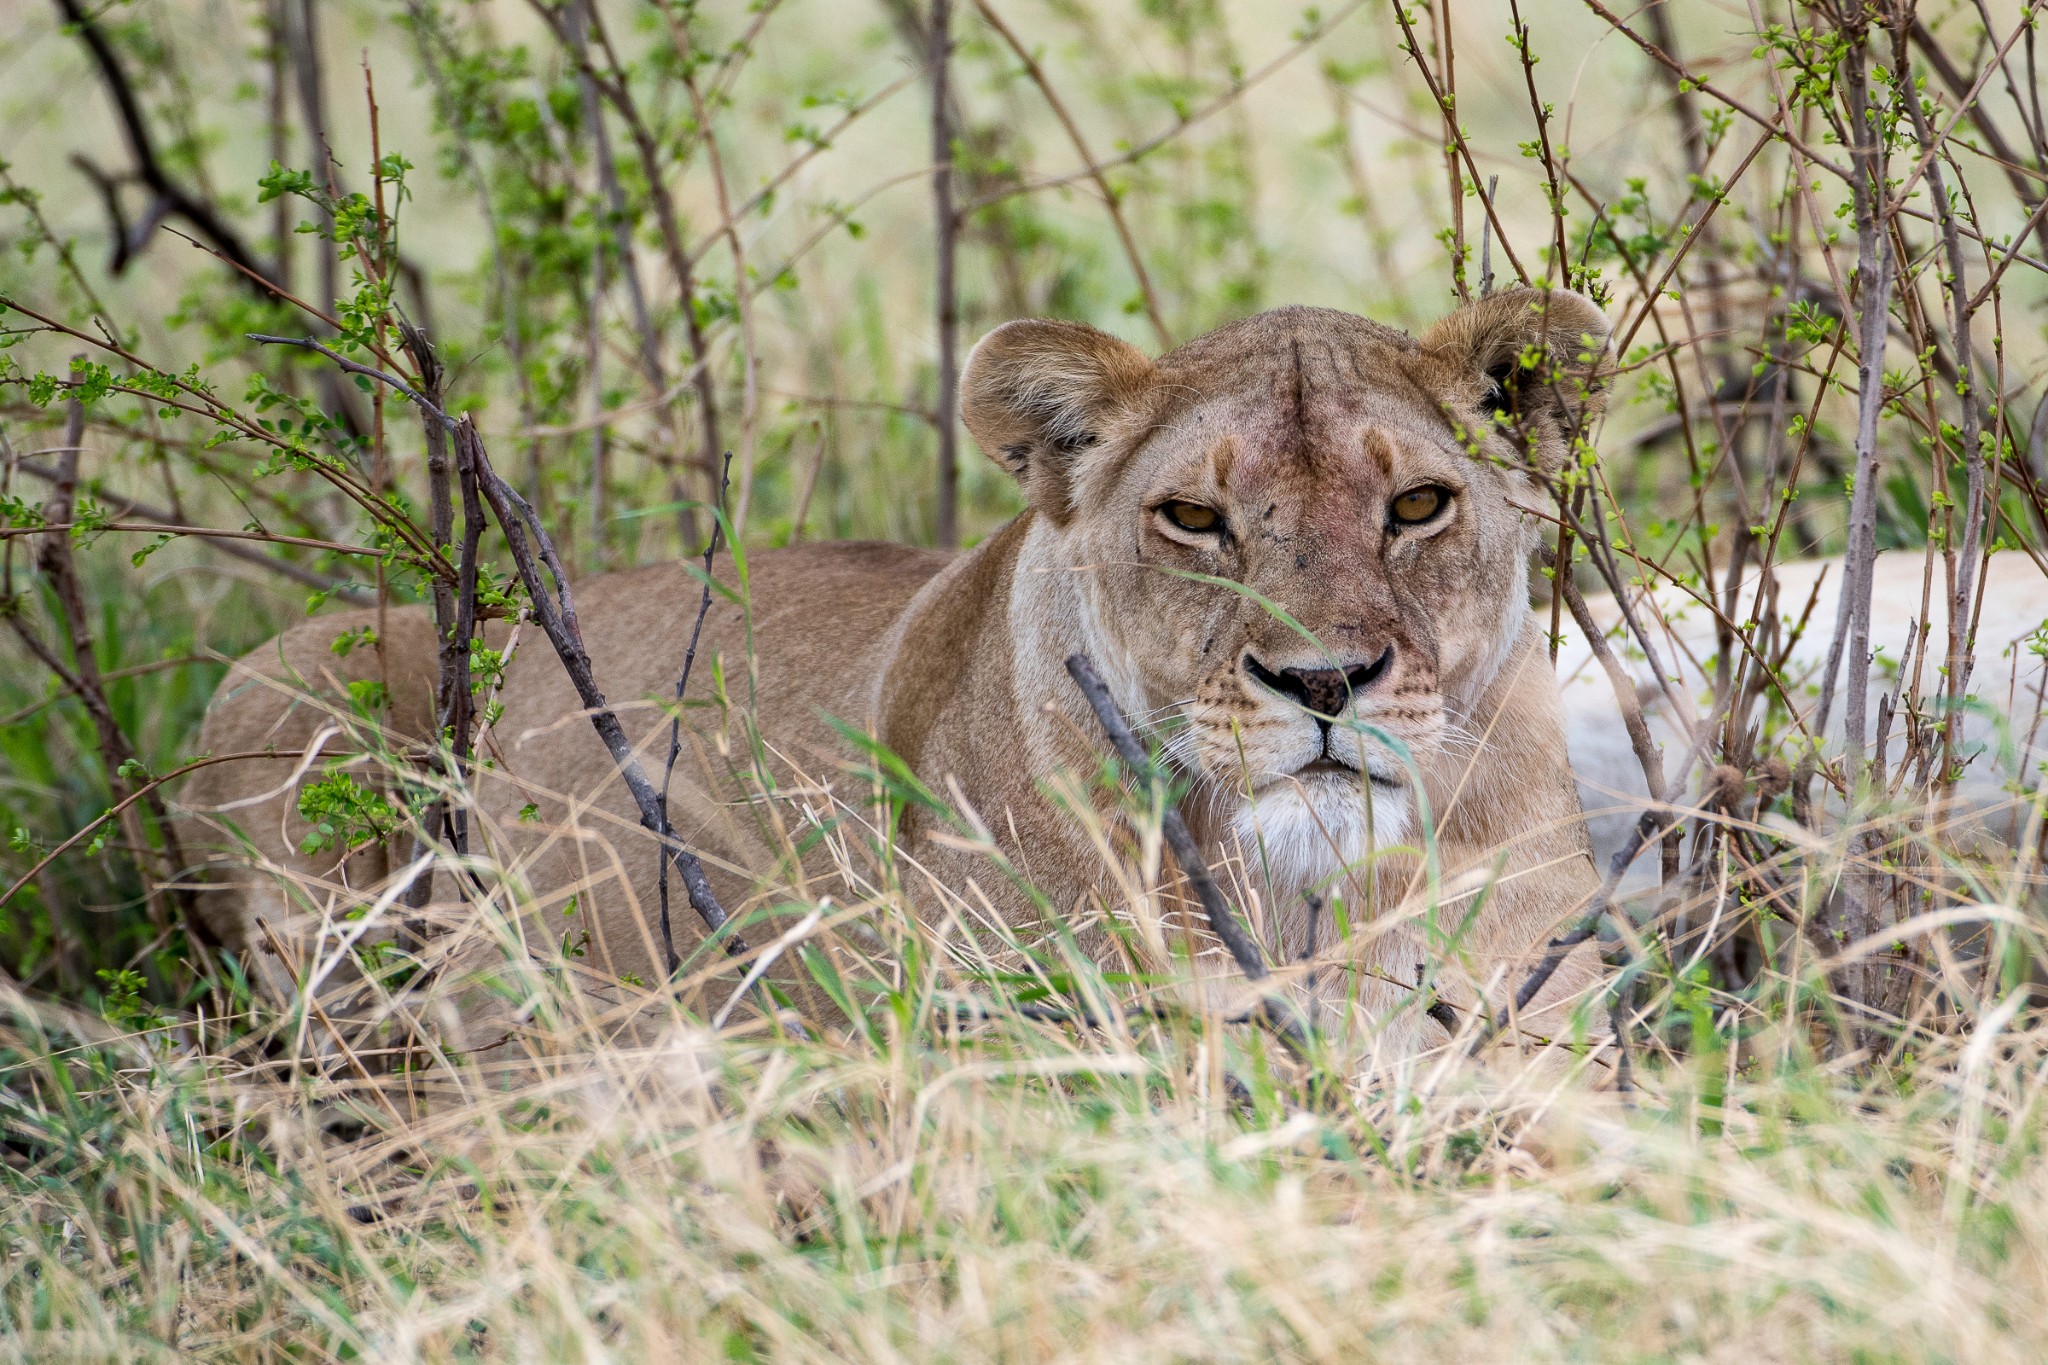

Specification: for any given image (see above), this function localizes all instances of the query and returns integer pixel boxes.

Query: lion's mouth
[1286,756,1403,787]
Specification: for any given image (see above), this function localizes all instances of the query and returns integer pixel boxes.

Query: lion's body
[182,294,1611,1056]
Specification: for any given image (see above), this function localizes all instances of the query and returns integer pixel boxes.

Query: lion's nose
[1244,647,1393,715]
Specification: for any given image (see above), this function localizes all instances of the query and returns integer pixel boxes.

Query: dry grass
[9,927,2048,1361]
[5,739,2048,1361]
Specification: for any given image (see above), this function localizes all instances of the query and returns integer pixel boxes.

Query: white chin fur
[1228,777,1410,891]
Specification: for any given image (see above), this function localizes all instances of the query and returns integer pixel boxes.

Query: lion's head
[962,289,1611,890]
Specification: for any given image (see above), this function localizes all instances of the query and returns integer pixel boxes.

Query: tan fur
[180,290,1611,1055]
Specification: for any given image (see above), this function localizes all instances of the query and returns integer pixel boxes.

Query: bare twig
[657,454,731,979]
[1388,0,1527,292]
[959,0,1370,214]
[971,0,1172,350]
[659,7,761,536]
[1559,575,1667,812]
[564,0,666,407]
[931,0,961,547]
[1815,28,1895,785]
[0,522,380,558]
[1579,0,1851,181]
[51,0,271,283]
[1063,654,1266,982]
[1064,654,1311,1051]
[537,0,715,543]
[0,751,276,917]
[466,421,745,965]
[247,335,444,423]
[286,0,339,314]
[0,655,212,730]
[5,377,210,949]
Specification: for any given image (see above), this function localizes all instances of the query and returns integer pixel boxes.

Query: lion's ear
[1421,288,1612,463]
[960,319,1155,520]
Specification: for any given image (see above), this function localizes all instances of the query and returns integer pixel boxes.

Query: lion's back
[472,540,958,986]
[178,539,954,988]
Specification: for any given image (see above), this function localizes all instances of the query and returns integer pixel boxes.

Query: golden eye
[1390,486,1448,525]
[1161,501,1222,533]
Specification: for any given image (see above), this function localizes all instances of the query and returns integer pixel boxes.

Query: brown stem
[287,0,340,316]
[49,0,271,283]
[1815,31,1894,784]
[536,0,717,541]
[657,454,731,979]
[1063,653,1310,1049]
[957,0,1371,214]
[2,397,219,951]
[1911,17,2048,264]
[564,0,666,405]
[0,752,278,916]
[1579,0,1851,181]
[662,10,761,536]
[931,0,961,548]
[1559,576,1667,811]
[971,0,1172,350]
[1505,0,1569,283]
[467,423,744,965]
[1387,0,1527,291]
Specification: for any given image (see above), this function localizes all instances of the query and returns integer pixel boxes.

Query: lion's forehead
[1151,335,1464,485]
[1151,388,1465,504]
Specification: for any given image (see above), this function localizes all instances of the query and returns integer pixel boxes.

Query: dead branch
[971,0,1172,350]
[931,0,961,547]
[1064,652,1309,1054]
[50,0,271,284]
[958,0,1371,215]
[657,455,731,979]
[465,420,745,965]
[0,751,279,915]
[0,464,370,600]
[1,387,218,950]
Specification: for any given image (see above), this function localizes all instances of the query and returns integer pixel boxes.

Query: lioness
[181,289,1609,1056]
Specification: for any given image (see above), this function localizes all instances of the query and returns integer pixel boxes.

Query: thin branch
[247,335,445,424]
[564,0,667,404]
[0,655,212,730]
[0,522,382,559]
[466,420,746,964]
[1064,653,1310,1051]
[1579,0,1851,181]
[1388,0,1527,290]
[0,751,278,914]
[931,0,961,547]
[50,0,272,282]
[959,0,1371,214]
[971,0,1172,349]
[657,454,731,979]
[1559,575,1666,810]
[4,460,370,599]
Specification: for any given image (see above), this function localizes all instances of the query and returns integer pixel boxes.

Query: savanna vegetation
[3,0,2048,1358]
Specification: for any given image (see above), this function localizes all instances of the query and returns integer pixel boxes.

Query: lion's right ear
[960,319,1155,521]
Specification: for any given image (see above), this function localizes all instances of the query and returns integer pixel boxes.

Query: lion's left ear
[1421,288,1612,461]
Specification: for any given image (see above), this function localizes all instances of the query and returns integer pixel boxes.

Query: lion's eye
[1160,501,1223,533]
[1390,486,1449,525]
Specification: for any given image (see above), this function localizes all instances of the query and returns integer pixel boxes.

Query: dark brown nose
[1245,647,1393,715]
